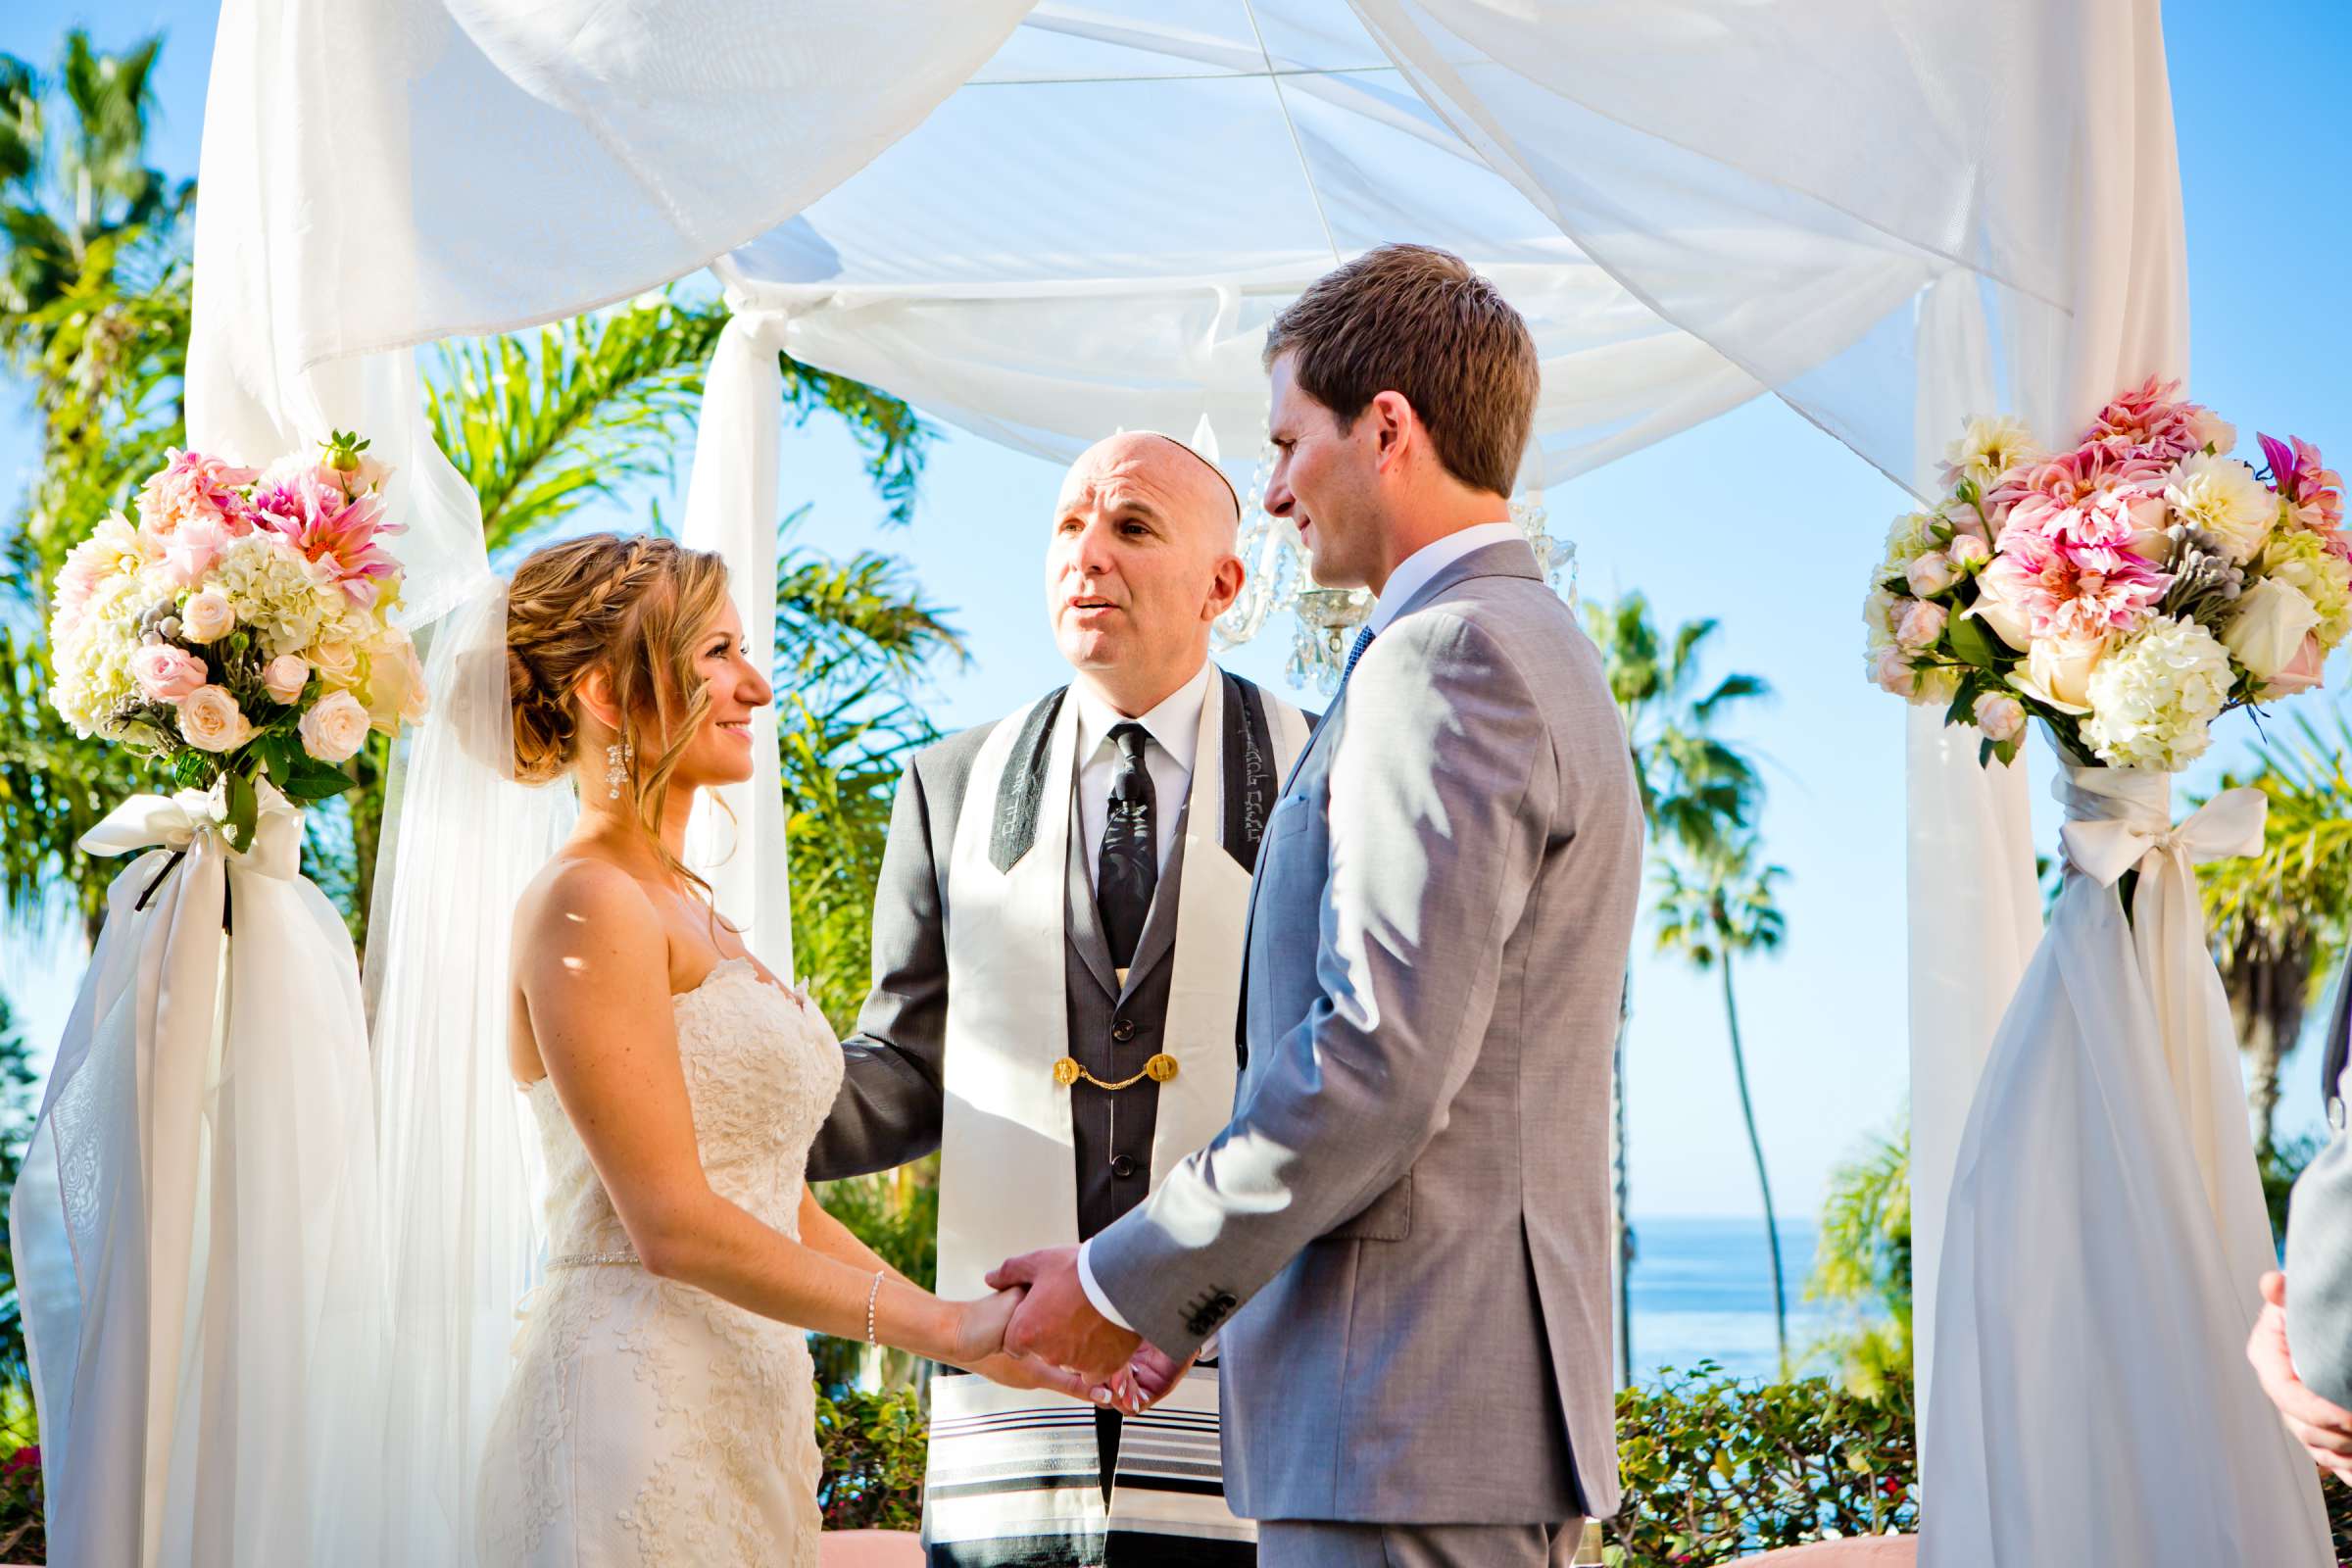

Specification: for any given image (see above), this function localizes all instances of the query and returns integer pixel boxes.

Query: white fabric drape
[1903,0,2189,1428]
[1921,760,2331,1565]
[157,0,2229,1553]
[10,788,386,1567]
[678,277,796,982]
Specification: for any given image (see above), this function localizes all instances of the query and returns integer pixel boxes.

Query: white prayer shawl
[929,669,1307,1562]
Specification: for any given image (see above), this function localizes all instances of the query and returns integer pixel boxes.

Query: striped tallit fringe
[924,1364,1255,1566]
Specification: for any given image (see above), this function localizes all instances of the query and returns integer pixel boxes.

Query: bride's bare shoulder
[513,852,664,970]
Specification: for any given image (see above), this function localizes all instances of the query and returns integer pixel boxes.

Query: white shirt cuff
[1075,1239,1137,1333]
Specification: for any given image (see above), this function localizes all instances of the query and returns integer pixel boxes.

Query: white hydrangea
[2081,615,2235,771]
[2259,529,2352,648]
[212,533,341,657]
[2163,453,2278,564]
[47,571,154,737]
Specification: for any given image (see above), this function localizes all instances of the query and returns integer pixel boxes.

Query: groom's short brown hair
[1263,244,1539,498]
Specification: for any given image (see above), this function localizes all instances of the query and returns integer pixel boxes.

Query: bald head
[1046,431,1250,716]
[1062,431,1241,539]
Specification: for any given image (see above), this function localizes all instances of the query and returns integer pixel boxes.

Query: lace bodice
[480,956,842,1566]
[526,956,843,1259]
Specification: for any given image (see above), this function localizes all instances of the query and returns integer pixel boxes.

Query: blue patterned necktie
[1341,623,1378,686]
[1096,722,1156,971]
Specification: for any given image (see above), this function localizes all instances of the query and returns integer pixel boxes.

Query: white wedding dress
[474,956,843,1567]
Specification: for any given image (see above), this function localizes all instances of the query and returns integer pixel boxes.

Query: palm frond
[427,297,727,553]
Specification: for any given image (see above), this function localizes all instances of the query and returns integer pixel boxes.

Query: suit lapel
[1063,791,1118,1001]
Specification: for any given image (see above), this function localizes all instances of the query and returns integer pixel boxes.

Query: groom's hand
[2248,1270,2352,1481]
[989,1247,1139,1383]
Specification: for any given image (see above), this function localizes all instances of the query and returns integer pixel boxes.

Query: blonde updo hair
[506,532,735,890]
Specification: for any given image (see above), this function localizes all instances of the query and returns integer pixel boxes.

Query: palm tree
[1585,590,1773,1384]
[0,30,194,942]
[1653,831,1792,1376]
[1808,1116,1912,1397]
[2202,705,2352,1155]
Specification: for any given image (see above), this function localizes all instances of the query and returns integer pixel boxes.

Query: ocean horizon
[1627,1213,1874,1386]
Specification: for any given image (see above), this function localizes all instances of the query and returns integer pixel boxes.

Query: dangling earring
[606,739,633,800]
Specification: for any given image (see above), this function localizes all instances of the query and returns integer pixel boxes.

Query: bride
[469,532,1072,1565]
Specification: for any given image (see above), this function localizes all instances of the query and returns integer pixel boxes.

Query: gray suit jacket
[2285,954,2352,1406]
[1087,539,1644,1525]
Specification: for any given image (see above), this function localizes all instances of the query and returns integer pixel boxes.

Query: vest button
[1111,1017,1137,1043]
[1110,1153,1140,1180]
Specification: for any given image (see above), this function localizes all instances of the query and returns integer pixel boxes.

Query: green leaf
[1945,611,2002,671]
[1943,683,1976,730]
[281,754,357,802]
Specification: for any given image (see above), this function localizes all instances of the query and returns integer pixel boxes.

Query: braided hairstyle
[506,532,735,894]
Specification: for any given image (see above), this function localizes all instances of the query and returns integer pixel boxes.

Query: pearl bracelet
[865,1269,883,1347]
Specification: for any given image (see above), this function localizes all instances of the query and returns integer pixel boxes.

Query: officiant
[808,430,1311,1566]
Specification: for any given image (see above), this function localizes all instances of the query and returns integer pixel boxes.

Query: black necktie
[1341,623,1377,686]
[1096,722,1156,971]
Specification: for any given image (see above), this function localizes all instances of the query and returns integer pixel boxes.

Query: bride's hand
[947,1286,1025,1367]
[965,1349,1093,1398]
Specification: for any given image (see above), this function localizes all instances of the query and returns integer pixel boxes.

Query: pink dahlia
[1985,443,2170,560]
[2086,375,2218,466]
[247,468,404,609]
[135,449,260,547]
[2260,432,2347,558]
[1979,523,2173,645]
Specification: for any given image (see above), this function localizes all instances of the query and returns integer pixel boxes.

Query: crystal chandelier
[1210,441,1578,692]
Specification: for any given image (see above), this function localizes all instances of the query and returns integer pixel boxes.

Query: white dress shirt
[1364,519,1526,637]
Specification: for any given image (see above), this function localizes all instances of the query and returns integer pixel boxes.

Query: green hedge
[817,1385,928,1530]
[1605,1364,1916,1565]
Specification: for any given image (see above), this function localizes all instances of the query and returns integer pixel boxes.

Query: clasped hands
[968,1245,1191,1416]
[2248,1270,2352,1482]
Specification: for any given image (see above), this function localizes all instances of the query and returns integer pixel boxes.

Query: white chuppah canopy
[169,1,2194,1562]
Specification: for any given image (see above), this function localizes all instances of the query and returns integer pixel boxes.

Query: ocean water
[1627,1214,1872,1385]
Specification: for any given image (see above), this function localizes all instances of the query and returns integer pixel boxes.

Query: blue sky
[2,1,2348,1227]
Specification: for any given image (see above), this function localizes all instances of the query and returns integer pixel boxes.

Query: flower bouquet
[1864,378,2347,768]
[48,430,427,849]
[1898,381,2345,1562]
[14,432,419,1559]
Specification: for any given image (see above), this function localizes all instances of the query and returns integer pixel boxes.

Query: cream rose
[2017,636,2103,712]
[181,589,235,643]
[309,638,361,685]
[1906,552,1959,598]
[1948,533,1991,569]
[263,654,311,705]
[1972,691,2028,743]
[362,632,429,732]
[1870,646,1917,699]
[2222,577,2324,682]
[176,684,253,754]
[1968,572,2034,652]
[132,644,207,703]
[2260,633,2327,701]
[299,689,371,763]
[1896,600,1947,651]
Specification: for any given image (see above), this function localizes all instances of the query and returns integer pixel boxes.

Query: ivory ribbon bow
[2057,775,2266,889]
[78,782,306,883]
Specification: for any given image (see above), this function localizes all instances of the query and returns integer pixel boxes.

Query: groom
[993,245,1644,1567]
[807,429,1312,1564]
